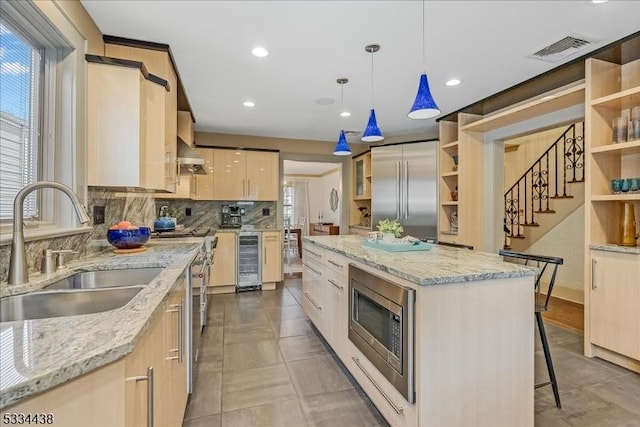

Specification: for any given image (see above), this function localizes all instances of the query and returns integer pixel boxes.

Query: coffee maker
[221,204,242,228]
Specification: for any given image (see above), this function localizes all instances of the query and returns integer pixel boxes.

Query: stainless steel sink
[44,267,163,290]
[0,287,143,322]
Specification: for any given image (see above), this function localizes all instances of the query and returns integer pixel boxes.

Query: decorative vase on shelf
[382,233,396,243]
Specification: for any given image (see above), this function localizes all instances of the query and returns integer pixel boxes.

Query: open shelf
[591,139,640,155]
[441,171,459,177]
[590,86,640,110]
[441,201,459,206]
[442,141,459,150]
[591,194,640,202]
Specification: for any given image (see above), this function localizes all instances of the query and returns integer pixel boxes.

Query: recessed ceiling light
[591,0,608,4]
[340,111,351,117]
[251,47,269,57]
[446,79,461,87]
[243,101,255,107]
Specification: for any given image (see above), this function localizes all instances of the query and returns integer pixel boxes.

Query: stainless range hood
[177,136,207,175]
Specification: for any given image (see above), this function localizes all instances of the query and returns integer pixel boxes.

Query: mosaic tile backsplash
[0,188,278,283]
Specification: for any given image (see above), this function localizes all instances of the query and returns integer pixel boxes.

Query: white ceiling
[81,1,640,144]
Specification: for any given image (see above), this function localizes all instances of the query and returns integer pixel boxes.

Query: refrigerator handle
[396,161,401,220]
[404,160,409,220]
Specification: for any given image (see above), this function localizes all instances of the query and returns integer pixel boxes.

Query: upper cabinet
[87,58,172,191]
[191,147,214,200]
[353,152,371,200]
[105,42,179,193]
[211,149,279,201]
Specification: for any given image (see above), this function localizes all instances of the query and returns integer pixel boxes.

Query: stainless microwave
[348,264,415,403]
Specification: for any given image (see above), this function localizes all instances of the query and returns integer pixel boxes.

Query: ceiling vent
[529,35,595,63]
[344,130,360,136]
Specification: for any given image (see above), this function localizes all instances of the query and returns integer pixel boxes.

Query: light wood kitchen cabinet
[158,112,196,199]
[105,42,179,194]
[191,147,214,200]
[211,149,279,201]
[589,250,640,362]
[163,276,188,425]
[262,231,282,286]
[583,46,640,372]
[3,288,185,427]
[178,111,194,145]
[210,232,237,293]
[87,60,172,191]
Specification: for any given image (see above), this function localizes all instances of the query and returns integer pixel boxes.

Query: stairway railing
[504,123,584,240]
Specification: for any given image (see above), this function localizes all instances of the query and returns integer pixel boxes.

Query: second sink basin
[44,267,163,290]
[0,287,143,322]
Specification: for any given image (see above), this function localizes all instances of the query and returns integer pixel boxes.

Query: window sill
[0,225,93,247]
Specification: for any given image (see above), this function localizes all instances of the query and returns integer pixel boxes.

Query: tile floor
[183,276,640,427]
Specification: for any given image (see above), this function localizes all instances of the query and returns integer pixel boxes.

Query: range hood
[177,136,206,175]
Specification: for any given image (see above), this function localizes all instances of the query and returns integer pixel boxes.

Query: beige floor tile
[270,317,314,339]
[300,388,387,427]
[223,339,283,372]
[222,364,297,412]
[183,413,221,427]
[184,371,222,420]
[287,354,356,397]
[221,398,307,427]
[279,334,330,362]
[260,292,299,309]
[224,307,269,326]
[264,304,306,322]
[224,322,274,345]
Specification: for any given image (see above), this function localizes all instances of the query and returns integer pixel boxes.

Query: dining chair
[499,249,564,408]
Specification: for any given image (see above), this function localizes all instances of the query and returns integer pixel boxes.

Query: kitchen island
[302,235,537,427]
[0,238,204,425]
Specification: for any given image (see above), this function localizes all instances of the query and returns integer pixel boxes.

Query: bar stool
[499,249,563,408]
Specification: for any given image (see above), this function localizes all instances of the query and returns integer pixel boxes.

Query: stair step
[567,179,584,184]
[510,235,526,239]
[535,210,556,214]
[550,195,574,199]
[523,223,540,227]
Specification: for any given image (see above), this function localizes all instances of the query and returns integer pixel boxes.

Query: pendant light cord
[370,50,374,108]
[422,0,425,70]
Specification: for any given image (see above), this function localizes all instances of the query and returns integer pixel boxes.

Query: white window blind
[0,20,41,221]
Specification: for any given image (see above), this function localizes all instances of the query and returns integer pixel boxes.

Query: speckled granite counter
[589,243,640,255]
[0,238,203,409]
[303,235,536,286]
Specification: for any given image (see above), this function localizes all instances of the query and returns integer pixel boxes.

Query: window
[0,19,42,221]
[0,0,88,241]
[283,184,293,226]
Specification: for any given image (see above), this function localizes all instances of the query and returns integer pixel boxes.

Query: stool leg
[536,312,561,408]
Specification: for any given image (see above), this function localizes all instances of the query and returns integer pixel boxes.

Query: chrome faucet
[8,181,91,285]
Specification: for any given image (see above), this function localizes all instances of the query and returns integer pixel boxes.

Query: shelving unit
[584,52,640,372]
[438,115,484,248]
[350,151,372,231]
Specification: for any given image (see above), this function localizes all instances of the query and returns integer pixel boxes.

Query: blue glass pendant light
[333,130,351,156]
[408,1,440,119]
[333,78,352,156]
[362,44,383,142]
[408,73,440,119]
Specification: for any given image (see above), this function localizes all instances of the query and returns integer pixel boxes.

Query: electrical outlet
[93,206,105,225]
[186,208,192,217]
[262,208,270,216]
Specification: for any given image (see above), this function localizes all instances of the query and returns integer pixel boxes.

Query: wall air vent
[529,35,595,63]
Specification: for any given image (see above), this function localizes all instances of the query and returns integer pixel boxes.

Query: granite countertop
[0,238,204,409]
[303,235,536,286]
[589,243,640,255]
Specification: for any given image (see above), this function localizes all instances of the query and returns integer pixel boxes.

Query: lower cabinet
[210,232,237,293]
[4,278,188,427]
[262,231,282,287]
[590,250,640,362]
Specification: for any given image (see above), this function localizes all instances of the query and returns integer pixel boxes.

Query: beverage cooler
[237,232,262,290]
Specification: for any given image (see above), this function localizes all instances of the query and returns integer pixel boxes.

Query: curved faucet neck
[8,181,90,285]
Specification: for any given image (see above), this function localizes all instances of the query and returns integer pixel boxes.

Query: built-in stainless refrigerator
[371,141,438,241]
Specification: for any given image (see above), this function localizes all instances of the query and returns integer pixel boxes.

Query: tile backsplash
[0,188,278,283]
